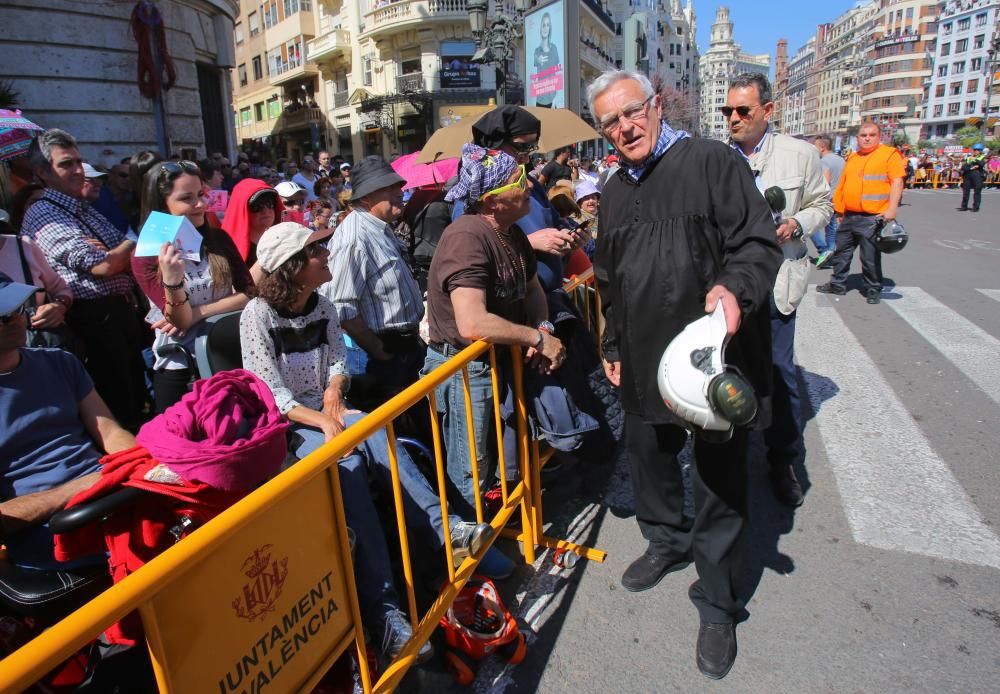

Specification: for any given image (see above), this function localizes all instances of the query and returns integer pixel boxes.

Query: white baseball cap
[83,163,108,179]
[256,222,332,273]
[274,181,306,199]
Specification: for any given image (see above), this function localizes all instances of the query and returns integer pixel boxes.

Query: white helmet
[656,303,757,439]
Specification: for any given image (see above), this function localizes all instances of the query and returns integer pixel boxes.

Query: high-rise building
[859,0,940,143]
[698,7,770,140]
[773,39,789,132]
[922,0,1000,140]
[813,4,869,137]
[783,37,816,136]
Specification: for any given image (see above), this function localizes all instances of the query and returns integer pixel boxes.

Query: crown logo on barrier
[233,544,289,622]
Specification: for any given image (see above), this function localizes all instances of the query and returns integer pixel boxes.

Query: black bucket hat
[349,156,406,201]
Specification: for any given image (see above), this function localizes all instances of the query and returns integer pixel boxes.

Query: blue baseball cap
[972,143,984,151]
[0,272,37,317]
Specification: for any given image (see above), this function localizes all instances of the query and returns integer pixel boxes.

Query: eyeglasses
[506,139,539,154]
[599,96,654,135]
[0,303,27,325]
[719,105,756,119]
[480,165,528,201]
[159,160,201,177]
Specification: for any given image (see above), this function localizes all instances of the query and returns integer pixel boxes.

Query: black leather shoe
[769,464,804,507]
[621,552,690,592]
[697,622,737,680]
[816,282,846,296]
[866,289,881,305]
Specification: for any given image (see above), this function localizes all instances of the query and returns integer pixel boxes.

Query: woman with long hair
[132,160,254,412]
[239,222,495,659]
[221,178,283,284]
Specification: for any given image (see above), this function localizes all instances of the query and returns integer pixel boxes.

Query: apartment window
[938,64,948,77]
[249,11,259,36]
[966,100,978,114]
[973,34,985,50]
[362,54,374,87]
[905,7,913,19]
[954,60,965,74]
[956,38,968,53]
[254,102,264,121]
[237,63,247,87]
[935,84,945,97]
[283,0,312,16]
[267,97,281,119]
[399,47,421,76]
[933,104,943,117]
[958,17,970,31]
[971,57,982,71]
[950,82,962,96]
[942,22,952,35]
[240,107,251,125]
[263,1,278,29]
[968,79,979,93]
[941,43,951,56]
[975,13,987,27]
[947,102,960,115]
[235,23,244,45]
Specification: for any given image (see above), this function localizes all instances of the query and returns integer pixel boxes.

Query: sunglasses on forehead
[159,160,201,177]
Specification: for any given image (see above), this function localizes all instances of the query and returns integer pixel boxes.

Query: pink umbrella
[391,151,458,190]
[0,109,44,163]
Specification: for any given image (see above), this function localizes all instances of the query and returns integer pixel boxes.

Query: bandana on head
[445,143,519,204]
[472,106,541,149]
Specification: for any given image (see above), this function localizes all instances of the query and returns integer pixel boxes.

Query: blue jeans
[763,295,803,465]
[422,345,497,517]
[811,216,838,253]
[291,411,449,623]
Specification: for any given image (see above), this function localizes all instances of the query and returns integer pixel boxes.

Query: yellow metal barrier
[0,336,606,692]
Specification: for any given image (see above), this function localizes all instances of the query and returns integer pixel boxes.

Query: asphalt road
[464,189,1000,694]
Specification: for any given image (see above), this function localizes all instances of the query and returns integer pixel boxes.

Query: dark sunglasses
[506,139,539,154]
[248,197,276,213]
[0,303,27,324]
[719,105,755,118]
[159,160,201,177]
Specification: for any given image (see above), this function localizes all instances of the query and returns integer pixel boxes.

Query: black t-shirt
[426,215,538,347]
[541,161,572,190]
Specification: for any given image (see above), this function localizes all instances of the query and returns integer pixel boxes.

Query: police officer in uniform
[959,143,987,212]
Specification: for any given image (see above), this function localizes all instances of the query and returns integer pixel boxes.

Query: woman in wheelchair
[131,160,254,412]
[238,223,495,662]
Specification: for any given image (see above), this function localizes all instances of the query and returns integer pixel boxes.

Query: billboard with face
[525,0,566,109]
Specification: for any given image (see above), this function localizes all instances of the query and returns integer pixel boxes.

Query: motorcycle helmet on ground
[874,218,908,254]
[656,303,758,441]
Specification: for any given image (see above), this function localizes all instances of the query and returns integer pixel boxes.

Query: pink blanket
[136,369,288,491]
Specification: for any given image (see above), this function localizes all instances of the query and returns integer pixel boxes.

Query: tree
[954,125,982,148]
[917,139,935,150]
[892,131,910,147]
[651,75,699,134]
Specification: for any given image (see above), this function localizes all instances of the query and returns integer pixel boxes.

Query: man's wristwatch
[536,320,555,334]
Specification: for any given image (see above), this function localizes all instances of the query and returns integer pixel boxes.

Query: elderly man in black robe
[589,69,782,680]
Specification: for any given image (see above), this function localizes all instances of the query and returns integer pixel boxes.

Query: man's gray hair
[29,128,78,173]
[728,73,773,105]
[586,70,655,121]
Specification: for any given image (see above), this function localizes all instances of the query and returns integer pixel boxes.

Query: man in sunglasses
[22,129,147,431]
[589,69,781,680]
[725,73,832,511]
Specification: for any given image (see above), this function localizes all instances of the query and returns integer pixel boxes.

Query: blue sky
[691,1,860,71]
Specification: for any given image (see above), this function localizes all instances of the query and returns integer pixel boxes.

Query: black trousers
[961,176,983,211]
[830,213,881,294]
[625,412,748,623]
[153,367,193,413]
[65,295,147,429]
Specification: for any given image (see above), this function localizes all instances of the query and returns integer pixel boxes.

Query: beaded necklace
[489,223,526,293]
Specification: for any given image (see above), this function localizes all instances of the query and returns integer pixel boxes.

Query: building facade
[859,0,940,143]
[813,4,868,137]
[922,0,1000,140]
[782,37,815,136]
[0,0,239,165]
[698,7,769,140]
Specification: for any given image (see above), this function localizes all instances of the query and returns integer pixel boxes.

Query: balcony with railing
[361,0,474,40]
[396,72,426,93]
[332,89,350,109]
[307,27,351,63]
[275,107,325,131]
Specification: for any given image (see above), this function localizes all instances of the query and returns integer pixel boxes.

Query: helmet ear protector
[657,303,757,441]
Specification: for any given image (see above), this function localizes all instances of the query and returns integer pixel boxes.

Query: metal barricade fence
[0,285,608,692]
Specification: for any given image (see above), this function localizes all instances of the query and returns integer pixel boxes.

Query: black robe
[595,137,782,428]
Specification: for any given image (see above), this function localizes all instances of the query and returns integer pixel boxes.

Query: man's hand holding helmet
[704,284,742,336]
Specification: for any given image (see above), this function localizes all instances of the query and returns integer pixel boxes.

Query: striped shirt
[22,189,134,300]
[321,208,423,332]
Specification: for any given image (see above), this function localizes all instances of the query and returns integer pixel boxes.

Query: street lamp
[468,0,531,106]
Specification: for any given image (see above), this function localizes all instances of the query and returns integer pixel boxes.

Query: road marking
[798,291,1000,569]
[976,288,1000,304]
[886,287,1000,407]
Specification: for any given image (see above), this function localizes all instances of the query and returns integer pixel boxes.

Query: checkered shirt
[22,189,135,300]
